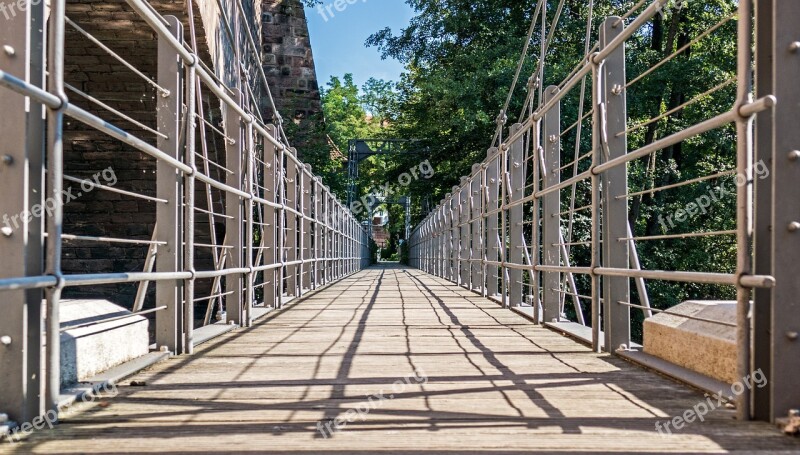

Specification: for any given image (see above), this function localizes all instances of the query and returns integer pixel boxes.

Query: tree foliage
[362,0,740,338]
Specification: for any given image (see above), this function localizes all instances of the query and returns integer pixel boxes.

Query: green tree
[361,78,400,125]
[322,74,381,153]
[367,0,740,340]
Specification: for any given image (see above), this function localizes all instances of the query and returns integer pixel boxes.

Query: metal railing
[409,0,799,424]
[0,0,369,425]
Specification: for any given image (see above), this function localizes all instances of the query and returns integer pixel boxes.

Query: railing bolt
[1,227,12,237]
[788,331,799,341]
[789,150,800,162]
[2,155,12,165]
[612,84,623,95]
[548,135,558,144]
[0,335,11,346]
[789,222,800,233]
[2,45,14,57]
[790,42,800,52]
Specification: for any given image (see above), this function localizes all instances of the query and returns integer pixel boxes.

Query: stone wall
[261,0,321,122]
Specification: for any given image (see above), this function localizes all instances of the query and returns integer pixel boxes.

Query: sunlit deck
[2,265,797,454]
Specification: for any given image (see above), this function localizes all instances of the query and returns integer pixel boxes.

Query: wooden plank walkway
[3,264,799,454]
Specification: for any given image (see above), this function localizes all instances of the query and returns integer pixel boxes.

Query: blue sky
[305,0,415,91]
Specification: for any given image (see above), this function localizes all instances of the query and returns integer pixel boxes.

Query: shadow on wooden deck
[3,264,798,454]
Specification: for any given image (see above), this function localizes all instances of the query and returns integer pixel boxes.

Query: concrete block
[643,300,738,384]
[60,299,149,386]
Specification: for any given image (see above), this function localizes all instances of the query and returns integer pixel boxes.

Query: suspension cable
[490,0,545,147]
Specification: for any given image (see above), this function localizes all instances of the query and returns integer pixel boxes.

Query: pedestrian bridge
[1,0,800,451]
[1,264,797,453]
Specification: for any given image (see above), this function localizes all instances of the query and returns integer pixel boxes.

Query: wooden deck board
[2,264,799,453]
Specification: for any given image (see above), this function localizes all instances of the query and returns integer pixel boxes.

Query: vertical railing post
[183,62,197,353]
[480,163,488,297]
[349,215,352,274]
[317,181,323,279]
[427,222,432,273]
[276,145,286,308]
[332,202,338,278]
[424,222,430,270]
[440,205,446,278]
[590,49,603,353]
[345,217,351,275]
[441,205,447,277]
[28,0,47,419]
[263,126,277,308]
[346,217,350,275]
[44,0,66,411]
[341,205,346,276]
[327,189,332,281]
[600,17,631,351]
[44,2,69,411]
[530,120,543,322]
[500,144,509,308]
[285,156,298,297]
[314,178,322,289]
[319,187,326,284]
[431,213,437,276]
[508,123,525,307]
[302,165,312,292]
[451,192,458,282]
[734,0,754,421]
[486,148,500,297]
[335,203,340,278]
[332,198,339,279]
[441,198,446,275]
[244,121,255,327]
[224,90,243,326]
[297,164,305,296]
[471,165,483,291]
[763,0,800,423]
[752,0,773,422]
[459,177,470,287]
[428,215,433,275]
[438,198,444,277]
[542,86,562,323]
[156,16,184,352]
[0,0,46,423]
[425,218,430,273]
[428,220,433,273]
[340,205,345,276]
[326,191,332,281]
